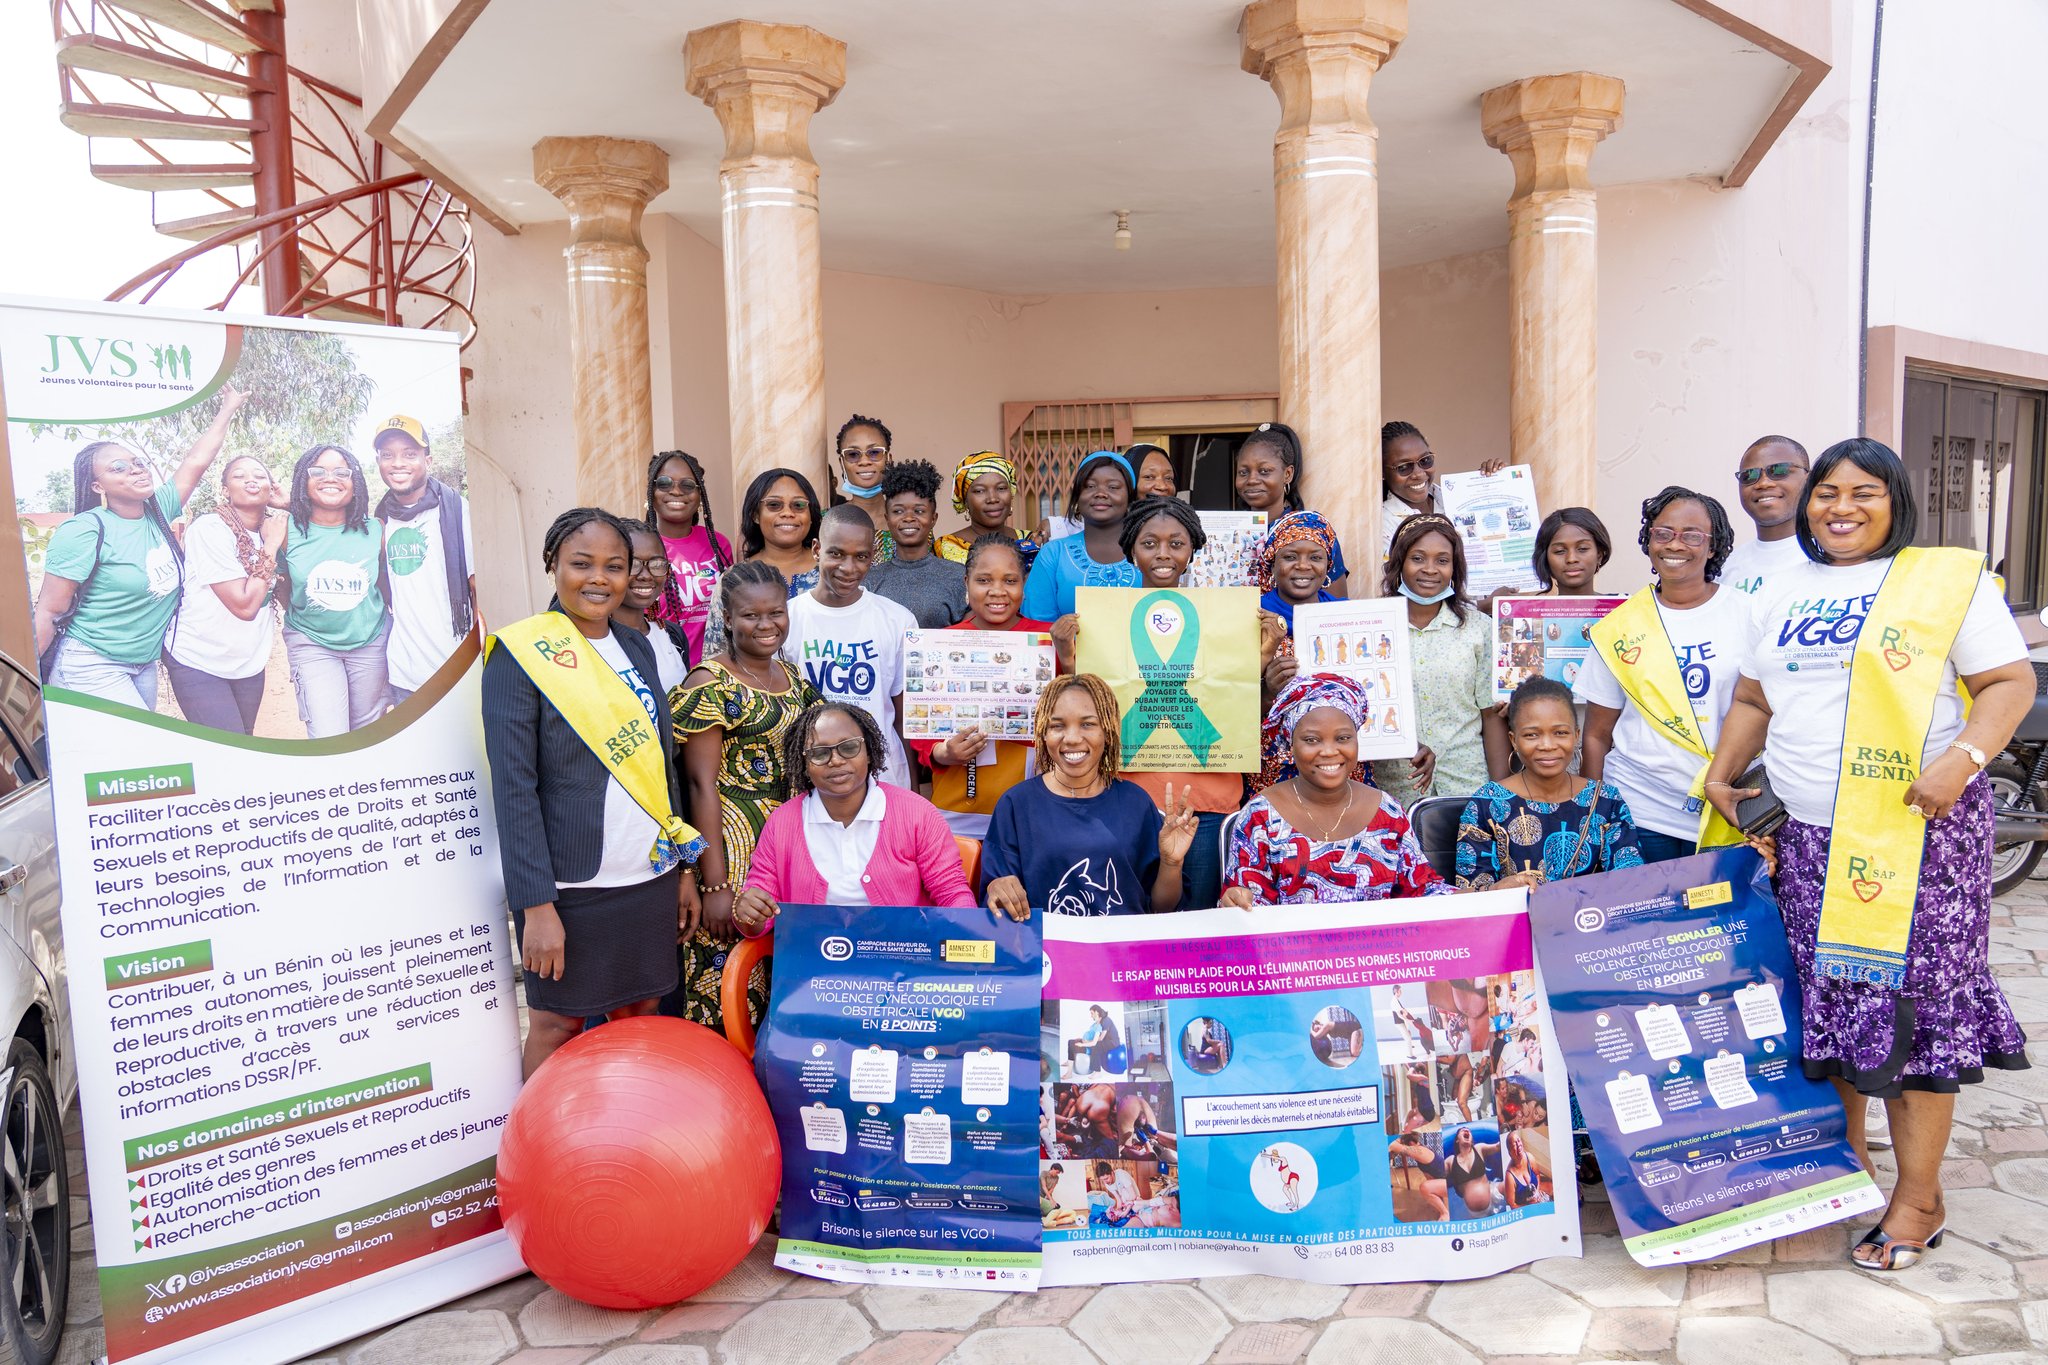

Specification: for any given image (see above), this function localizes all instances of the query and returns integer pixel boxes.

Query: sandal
[1851,1222,1945,1271]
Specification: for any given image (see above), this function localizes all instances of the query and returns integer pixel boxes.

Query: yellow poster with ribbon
[1075,586,1261,773]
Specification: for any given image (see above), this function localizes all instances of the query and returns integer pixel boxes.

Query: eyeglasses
[310,466,353,481]
[839,446,888,462]
[653,476,700,494]
[1648,527,1710,548]
[629,557,671,578]
[760,497,812,515]
[1737,462,1805,486]
[100,459,148,476]
[1390,454,1436,478]
[803,737,866,766]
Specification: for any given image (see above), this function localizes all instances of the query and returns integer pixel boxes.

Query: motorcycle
[1989,606,2048,896]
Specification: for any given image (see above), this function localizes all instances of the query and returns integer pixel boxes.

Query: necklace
[1047,769,1104,799]
[723,652,782,691]
[1291,778,1355,841]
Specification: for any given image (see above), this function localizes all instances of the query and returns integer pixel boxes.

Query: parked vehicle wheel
[0,1036,69,1365]
[1989,761,2046,898]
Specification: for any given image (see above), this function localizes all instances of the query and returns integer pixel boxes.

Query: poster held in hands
[1491,595,1627,701]
[1287,598,1418,760]
[902,628,1056,743]
[1183,511,1266,589]
[1075,587,1260,774]
[1439,465,1542,598]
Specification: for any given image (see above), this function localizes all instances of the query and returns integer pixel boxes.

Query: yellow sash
[1816,548,1983,988]
[487,613,702,873]
[1587,588,1743,849]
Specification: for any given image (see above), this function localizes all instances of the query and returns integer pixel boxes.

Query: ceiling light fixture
[1113,209,1132,251]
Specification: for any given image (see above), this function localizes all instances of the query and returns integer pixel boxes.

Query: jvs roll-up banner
[1529,849,1883,1266]
[0,298,523,1363]
[1039,895,1580,1284]
[758,903,1042,1289]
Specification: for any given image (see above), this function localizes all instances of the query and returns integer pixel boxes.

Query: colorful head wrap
[1252,509,1340,591]
[952,450,1015,514]
[1259,673,1374,789]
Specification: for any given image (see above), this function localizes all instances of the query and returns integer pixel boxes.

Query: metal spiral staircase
[50,0,477,345]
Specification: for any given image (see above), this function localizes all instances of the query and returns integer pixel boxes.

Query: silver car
[0,651,73,1365]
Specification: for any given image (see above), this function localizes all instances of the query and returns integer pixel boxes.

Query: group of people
[35,395,476,738]
[483,412,2034,1277]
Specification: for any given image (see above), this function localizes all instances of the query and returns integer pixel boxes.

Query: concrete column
[1241,0,1406,564]
[531,135,670,512]
[684,20,847,502]
[1481,73,1625,515]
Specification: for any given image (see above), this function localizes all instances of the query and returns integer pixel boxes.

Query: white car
[0,651,73,1365]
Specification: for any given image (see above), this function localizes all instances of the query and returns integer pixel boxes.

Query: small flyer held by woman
[1287,597,1418,760]
[1528,849,1884,1266]
[902,627,1056,743]
[1039,893,1580,1285]
[1439,464,1543,599]
[1491,594,1627,700]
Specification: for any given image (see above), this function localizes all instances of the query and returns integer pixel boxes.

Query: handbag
[36,515,106,683]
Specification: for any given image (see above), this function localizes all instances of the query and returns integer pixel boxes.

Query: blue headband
[1076,450,1136,489]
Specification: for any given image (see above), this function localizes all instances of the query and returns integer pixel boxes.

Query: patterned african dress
[936,530,1040,572]
[1223,793,1451,905]
[1453,780,1644,889]
[665,658,820,1029]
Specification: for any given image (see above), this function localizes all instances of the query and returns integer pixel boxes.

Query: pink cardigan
[745,782,977,911]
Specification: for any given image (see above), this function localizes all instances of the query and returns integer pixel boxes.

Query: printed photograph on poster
[1073,586,1260,773]
[1286,597,1417,760]
[902,627,1055,741]
[1042,1157,1182,1230]
[7,314,474,741]
[1491,594,1627,700]
[1438,464,1541,598]
[1183,510,1266,588]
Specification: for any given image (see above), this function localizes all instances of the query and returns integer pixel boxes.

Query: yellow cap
[373,414,427,448]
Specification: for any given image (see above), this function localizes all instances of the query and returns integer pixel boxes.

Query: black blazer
[482,621,683,911]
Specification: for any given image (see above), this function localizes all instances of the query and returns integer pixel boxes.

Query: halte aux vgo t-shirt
[560,630,667,888]
[1573,586,1750,839]
[663,525,732,665]
[1719,534,1808,598]
[383,494,473,690]
[283,519,388,651]
[42,484,184,665]
[169,513,274,679]
[781,588,915,789]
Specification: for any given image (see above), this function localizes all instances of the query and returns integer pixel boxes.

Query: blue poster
[758,903,1043,1289]
[1529,849,1884,1265]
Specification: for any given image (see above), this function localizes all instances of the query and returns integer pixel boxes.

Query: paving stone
[2015,1257,2048,1293]
[1976,1067,2048,1106]
[1429,1277,1590,1356]
[1948,1188,2048,1255]
[1676,1317,1847,1365]
[2026,1299,2048,1343]
[1070,1284,1228,1365]
[859,1287,997,1333]
[694,1244,791,1303]
[65,1255,100,1324]
[1993,974,2048,1024]
[500,1351,599,1365]
[454,1275,554,1314]
[1943,1156,1996,1187]
[1941,1307,2031,1355]
[1197,1274,1348,1322]
[1764,1270,1943,1355]
[1774,1224,1851,1261]
[1687,1265,1765,1309]
[1892,1235,2019,1303]
[640,1302,751,1340]
[1954,1085,2043,1131]
[1578,1200,1619,1235]
[1986,1128,2048,1152]
[1991,1157,2048,1205]
[991,1286,1094,1327]
[1212,1321,1316,1364]
[519,1292,648,1347]
[778,1276,862,1299]
[1947,1354,2048,1365]
[344,1310,519,1365]
[1528,1234,1684,1306]
[716,1301,872,1365]
[1306,1319,1479,1365]
[945,1327,1096,1365]
[846,1331,964,1365]
[1340,1283,1429,1316]
[589,1349,710,1365]
[1584,1306,1676,1354]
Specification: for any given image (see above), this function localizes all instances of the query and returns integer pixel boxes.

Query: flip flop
[1851,1222,1945,1272]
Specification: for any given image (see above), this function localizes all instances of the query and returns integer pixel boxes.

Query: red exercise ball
[497,1016,781,1308]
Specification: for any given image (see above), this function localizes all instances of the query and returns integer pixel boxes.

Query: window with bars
[1900,369,2046,613]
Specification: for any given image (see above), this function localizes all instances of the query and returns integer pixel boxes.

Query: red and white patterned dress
[1223,793,1451,905]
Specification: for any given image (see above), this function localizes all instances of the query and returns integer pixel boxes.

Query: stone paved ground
[54,875,2048,1364]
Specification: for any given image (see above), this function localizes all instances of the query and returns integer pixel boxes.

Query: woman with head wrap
[1222,674,1452,908]
[937,451,1040,571]
[1021,450,1141,621]
[1254,510,1342,706]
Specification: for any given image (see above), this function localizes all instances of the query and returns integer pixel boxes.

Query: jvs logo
[39,333,194,381]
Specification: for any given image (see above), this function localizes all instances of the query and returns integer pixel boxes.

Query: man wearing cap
[373,415,475,703]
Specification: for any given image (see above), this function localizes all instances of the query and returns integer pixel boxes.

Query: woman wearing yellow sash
[1704,439,2033,1272]
[483,508,704,1077]
[1579,487,1751,862]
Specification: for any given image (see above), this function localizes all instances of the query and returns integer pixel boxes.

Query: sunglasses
[1390,453,1436,478]
[761,497,812,515]
[309,466,354,481]
[1648,527,1710,548]
[803,737,866,766]
[653,476,700,494]
[839,445,888,462]
[1737,462,1805,486]
[99,459,150,476]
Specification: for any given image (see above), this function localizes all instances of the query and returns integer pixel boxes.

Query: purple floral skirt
[1774,776,2030,1095]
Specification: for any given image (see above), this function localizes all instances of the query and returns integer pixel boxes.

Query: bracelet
[698,881,731,895]
[1703,779,1733,790]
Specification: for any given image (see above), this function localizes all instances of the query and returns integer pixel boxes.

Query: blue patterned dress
[1454,780,1644,889]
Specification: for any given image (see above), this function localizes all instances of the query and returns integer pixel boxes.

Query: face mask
[1399,582,1456,606]
[838,479,882,500]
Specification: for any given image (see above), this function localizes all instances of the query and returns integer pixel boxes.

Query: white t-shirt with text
[1719,534,1807,598]
[781,588,914,790]
[383,495,474,692]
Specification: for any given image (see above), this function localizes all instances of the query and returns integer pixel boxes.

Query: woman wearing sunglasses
[279,444,393,737]
[731,701,977,934]
[1380,420,1505,562]
[642,449,731,666]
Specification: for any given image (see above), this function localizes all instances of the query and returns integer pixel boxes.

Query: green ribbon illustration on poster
[1123,589,1221,764]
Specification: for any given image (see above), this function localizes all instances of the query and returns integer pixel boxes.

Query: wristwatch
[1950,740,1988,771]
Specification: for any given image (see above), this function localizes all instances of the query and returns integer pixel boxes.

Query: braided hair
[615,516,690,654]
[540,506,633,572]
[1380,420,1429,499]
[1032,674,1124,784]
[962,532,1026,579]
[216,456,275,583]
[1238,421,1306,514]
[69,439,185,585]
[835,413,893,452]
[1638,486,1735,583]
[782,701,889,797]
[288,445,371,534]
[1118,495,1208,562]
[644,449,730,572]
[717,556,787,616]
